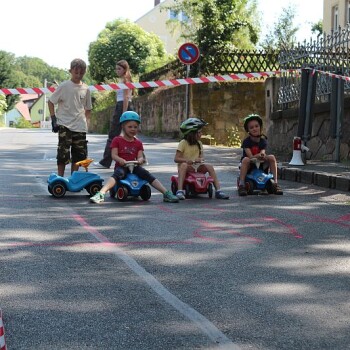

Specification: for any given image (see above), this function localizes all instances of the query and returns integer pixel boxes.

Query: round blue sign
[178,43,200,65]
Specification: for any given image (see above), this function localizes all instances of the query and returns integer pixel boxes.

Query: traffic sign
[178,43,200,65]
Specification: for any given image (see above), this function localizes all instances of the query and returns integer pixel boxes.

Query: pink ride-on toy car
[171,163,214,198]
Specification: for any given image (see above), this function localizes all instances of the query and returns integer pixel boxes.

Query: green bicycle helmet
[180,117,208,136]
[243,114,263,132]
[119,111,141,124]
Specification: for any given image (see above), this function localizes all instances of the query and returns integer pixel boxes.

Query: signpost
[178,43,200,118]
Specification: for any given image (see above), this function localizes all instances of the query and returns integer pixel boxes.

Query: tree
[14,56,70,86]
[0,51,19,111]
[0,51,13,88]
[0,95,7,126]
[260,5,298,50]
[0,52,72,112]
[311,20,323,37]
[166,0,260,54]
[88,19,171,83]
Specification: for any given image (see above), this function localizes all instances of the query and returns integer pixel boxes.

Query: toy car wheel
[48,185,53,194]
[109,186,117,198]
[171,181,178,195]
[51,182,66,198]
[207,183,213,198]
[266,179,275,194]
[140,185,152,201]
[185,183,191,198]
[246,180,255,195]
[117,186,128,201]
[87,182,102,196]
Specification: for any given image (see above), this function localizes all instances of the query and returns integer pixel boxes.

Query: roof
[20,94,38,102]
[15,101,31,121]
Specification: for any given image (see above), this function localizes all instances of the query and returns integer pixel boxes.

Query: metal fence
[278,23,350,109]
[139,50,280,82]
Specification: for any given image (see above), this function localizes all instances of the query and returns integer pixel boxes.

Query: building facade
[323,0,350,33]
[135,0,186,54]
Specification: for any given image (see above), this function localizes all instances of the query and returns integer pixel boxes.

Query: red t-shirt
[110,136,144,167]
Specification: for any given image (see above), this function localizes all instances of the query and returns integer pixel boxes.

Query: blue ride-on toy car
[48,159,104,198]
[237,158,276,195]
[109,161,152,201]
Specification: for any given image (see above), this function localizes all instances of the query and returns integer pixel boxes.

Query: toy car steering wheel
[124,160,140,173]
[250,157,262,169]
[75,158,94,172]
[191,160,204,172]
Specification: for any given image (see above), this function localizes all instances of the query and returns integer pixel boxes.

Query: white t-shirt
[49,80,92,132]
[116,88,132,102]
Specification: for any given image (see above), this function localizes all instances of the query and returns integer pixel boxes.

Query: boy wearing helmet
[238,114,283,196]
[174,117,229,200]
[90,111,179,203]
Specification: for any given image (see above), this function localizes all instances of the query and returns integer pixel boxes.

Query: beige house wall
[323,0,350,34]
[135,0,184,55]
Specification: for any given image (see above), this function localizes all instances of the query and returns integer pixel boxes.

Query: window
[169,10,178,20]
[169,10,188,22]
[180,12,189,22]
[347,0,350,24]
[332,5,339,31]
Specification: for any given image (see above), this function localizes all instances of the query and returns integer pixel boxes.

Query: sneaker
[272,183,283,195]
[176,190,186,200]
[90,192,105,203]
[93,162,110,169]
[163,190,179,203]
[215,190,229,199]
[238,185,247,196]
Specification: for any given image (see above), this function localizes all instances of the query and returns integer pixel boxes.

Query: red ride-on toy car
[171,163,214,198]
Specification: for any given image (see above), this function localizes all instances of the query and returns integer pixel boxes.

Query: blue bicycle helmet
[119,111,141,124]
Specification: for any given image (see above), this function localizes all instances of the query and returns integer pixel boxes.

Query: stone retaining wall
[133,81,265,144]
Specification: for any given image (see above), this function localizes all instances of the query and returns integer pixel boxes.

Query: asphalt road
[1,128,350,350]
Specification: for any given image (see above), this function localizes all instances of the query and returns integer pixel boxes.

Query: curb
[278,165,350,192]
[0,310,6,350]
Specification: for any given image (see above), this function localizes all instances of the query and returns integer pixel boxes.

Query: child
[95,59,133,169]
[174,117,229,200]
[48,58,92,177]
[90,111,179,203]
[238,114,283,196]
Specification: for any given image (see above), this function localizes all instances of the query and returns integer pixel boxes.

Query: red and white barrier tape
[0,310,6,350]
[0,71,278,95]
[1,68,347,96]
[314,69,350,82]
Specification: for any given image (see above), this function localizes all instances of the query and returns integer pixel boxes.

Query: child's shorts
[239,159,269,173]
[57,126,88,165]
[112,165,156,184]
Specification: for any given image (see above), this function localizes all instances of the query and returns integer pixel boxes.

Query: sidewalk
[278,160,350,192]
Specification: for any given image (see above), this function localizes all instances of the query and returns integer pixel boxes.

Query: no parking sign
[178,43,200,65]
[178,43,200,119]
